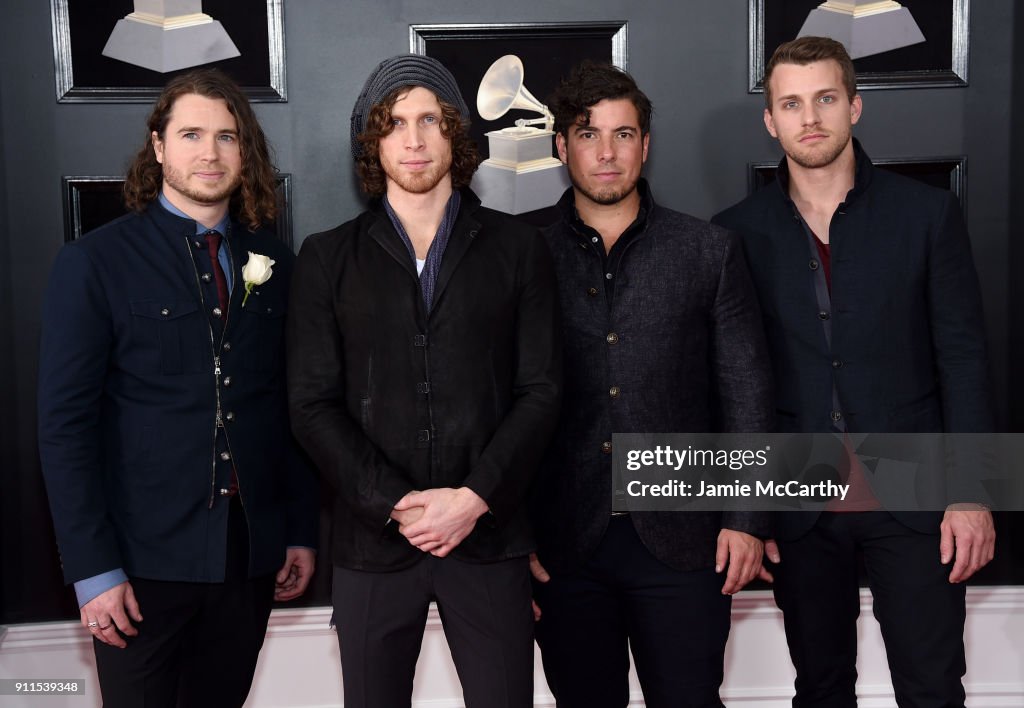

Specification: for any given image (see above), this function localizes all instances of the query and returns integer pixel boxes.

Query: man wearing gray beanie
[287,54,562,707]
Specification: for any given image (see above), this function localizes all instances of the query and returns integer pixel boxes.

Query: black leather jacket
[287,189,562,570]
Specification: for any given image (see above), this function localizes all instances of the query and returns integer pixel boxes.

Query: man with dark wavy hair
[531,61,773,707]
[287,54,561,707]
[38,68,318,708]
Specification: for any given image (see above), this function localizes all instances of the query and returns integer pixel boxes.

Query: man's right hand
[391,493,426,533]
[758,538,781,582]
[529,553,550,621]
[80,581,142,648]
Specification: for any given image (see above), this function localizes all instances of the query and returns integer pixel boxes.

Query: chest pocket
[129,300,203,374]
[240,297,286,371]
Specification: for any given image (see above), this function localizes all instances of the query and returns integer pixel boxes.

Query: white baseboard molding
[1,588,1021,707]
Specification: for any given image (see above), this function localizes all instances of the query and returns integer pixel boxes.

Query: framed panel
[61,174,294,247]
[747,155,967,216]
[51,0,286,103]
[749,0,969,92]
[410,22,627,159]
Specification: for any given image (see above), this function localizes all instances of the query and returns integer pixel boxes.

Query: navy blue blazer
[38,201,318,585]
[713,141,994,535]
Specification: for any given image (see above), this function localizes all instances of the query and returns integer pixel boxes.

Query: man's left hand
[940,504,995,583]
[716,529,764,595]
[274,547,316,601]
[396,487,489,557]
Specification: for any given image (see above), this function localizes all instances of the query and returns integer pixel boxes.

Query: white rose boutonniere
[242,251,275,307]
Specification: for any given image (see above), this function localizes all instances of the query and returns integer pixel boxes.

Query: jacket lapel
[368,216,419,279]
[432,208,480,311]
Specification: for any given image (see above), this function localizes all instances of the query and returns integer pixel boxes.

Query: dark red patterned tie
[204,230,238,495]
[204,231,230,313]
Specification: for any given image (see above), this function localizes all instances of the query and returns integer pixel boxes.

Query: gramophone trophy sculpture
[798,1,924,59]
[470,55,570,215]
[102,0,240,73]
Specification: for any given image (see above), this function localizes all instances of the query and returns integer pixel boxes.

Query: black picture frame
[409,22,628,160]
[50,0,286,103]
[747,155,967,216]
[749,0,970,92]
[61,174,294,248]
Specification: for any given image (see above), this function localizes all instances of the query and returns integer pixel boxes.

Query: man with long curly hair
[287,54,561,707]
[38,68,318,708]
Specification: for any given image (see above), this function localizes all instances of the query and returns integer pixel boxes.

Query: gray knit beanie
[350,54,470,158]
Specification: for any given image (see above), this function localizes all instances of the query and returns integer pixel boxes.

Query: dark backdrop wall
[1,0,1019,622]
[1011,2,1024,433]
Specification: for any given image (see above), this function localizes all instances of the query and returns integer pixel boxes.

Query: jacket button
[223,341,232,352]
[832,360,843,369]
[606,332,619,345]
[809,260,820,271]
[223,375,232,387]
[830,410,842,422]
[220,451,231,461]
[818,310,830,320]
[225,411,235,422]
[212,307,223,318]
[600,441,613,454]
[201,273,212,282]
[160,308,170,317]
[591,236,599,244]
[609,386,620,398]
[587,287,598,297]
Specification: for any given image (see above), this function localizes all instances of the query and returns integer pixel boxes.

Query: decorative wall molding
[1,588,1021,707]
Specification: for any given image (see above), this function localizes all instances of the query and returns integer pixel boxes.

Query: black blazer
[713,142,995,536]
[534,182,774,575]
[38,202,318,585]
[287,190,562,571]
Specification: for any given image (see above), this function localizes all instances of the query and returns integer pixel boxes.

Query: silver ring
[86,621,99,628]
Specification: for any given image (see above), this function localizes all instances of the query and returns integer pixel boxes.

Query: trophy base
[484,127,558,166]
[798,6,924,59]
[471,159,570,215]
[102,17,240,73]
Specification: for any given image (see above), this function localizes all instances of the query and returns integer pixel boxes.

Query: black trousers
[332,554,534,708]
[772,511,967,708]
[93,497,275,708]
[534,515,731,708]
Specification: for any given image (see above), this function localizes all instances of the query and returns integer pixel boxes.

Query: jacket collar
[143,199,252,330]
[366,187,483,314]
[775,137,874,208]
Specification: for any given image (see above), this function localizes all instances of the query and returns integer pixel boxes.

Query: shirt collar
[158,192,231,236]
[556,177,655,234]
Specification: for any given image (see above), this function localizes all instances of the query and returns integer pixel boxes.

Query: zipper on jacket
[183,234,242,509]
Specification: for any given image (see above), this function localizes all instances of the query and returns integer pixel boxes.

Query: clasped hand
[391,487,489,557]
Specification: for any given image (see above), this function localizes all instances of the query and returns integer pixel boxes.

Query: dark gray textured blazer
[534,182,774,575]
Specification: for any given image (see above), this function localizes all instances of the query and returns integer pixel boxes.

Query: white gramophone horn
[476,55,554,130]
